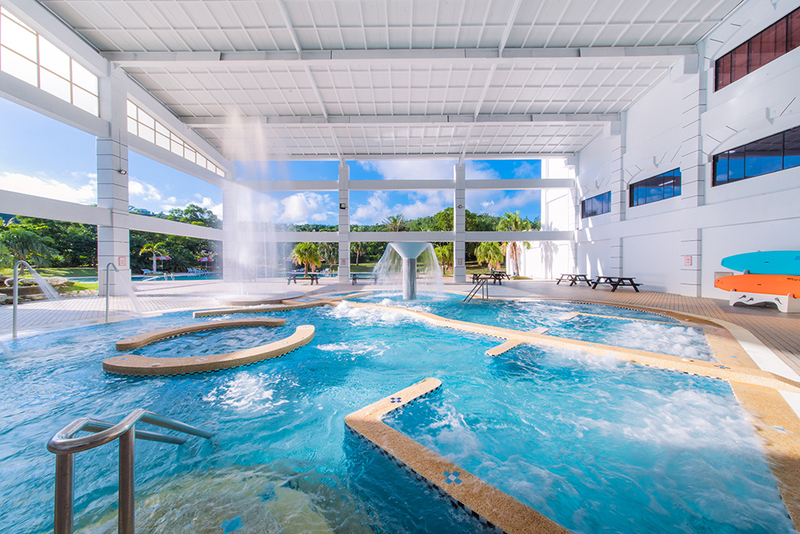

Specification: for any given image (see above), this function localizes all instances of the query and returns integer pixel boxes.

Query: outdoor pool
[0,294,793,533]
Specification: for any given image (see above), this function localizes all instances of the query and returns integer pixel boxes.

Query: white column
[338,163,350,281]
[679,72,706,297]
[453,163,466,283]
[97,68,129,296]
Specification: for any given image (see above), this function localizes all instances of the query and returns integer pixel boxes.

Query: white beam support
[102,46,696,67]
[1,0,109,77]
[0,191,110,226]
[0,71,109,137]
[184,113,619,126]
[238,178,573,192]
[466,231,573,242]
[128,214,223,241]
[127,136,227,188]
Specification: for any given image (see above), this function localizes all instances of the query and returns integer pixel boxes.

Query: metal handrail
[47,409,213,534]
[464,277,489,303]
[104,262,118,323]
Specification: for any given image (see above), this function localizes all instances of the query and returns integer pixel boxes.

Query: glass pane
[139,124,155,144]
[1,16,37,61]
[71,59,97,95]
[138,110,155,129]
[1,9,34,31]
[0,46,37,86]
[663,183,674,199]
[206,160,215,171]
[171,139,184,156]
[185,147,196,162]
[127,116,138,134]
[745,133,783,177]
[602,192,610,214]
[731,43,748,82]
[728,147,745,181]
[784,128,800,169]
[155,121,169,136]
[216,168,225,177]
[750,34,763,71]
[674,180,681,197]
[72,87,98,115]
[646,186,662,204]
[790,9,800,51]
[156,133,170,150]
[775,18,788,56]
[716,53,731,90]
[127,100,137,118]
[197,154,207,168]
[714,154,728,184]
[39,67,71,102]
[761,24,777,64]
[38,36,70,79]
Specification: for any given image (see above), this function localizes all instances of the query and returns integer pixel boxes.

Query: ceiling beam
[184,113,619,126]
[236,178,573,192]
[221,152,573,162]
[102,46,696,67]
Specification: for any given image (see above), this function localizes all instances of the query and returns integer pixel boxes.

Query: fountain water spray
[373,242,444,300]
[12,260,60,339]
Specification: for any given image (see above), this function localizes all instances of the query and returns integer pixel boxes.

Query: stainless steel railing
[47,408,213,534]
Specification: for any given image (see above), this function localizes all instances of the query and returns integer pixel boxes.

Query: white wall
[568,0,800,298]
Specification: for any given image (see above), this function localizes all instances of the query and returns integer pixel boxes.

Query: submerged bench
[351,273,378,285]
[591,276,641,292]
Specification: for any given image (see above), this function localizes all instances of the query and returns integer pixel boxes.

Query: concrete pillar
[453,163,466,283]
[338,163,350,281]
[222,183,239,283]
[97,68,130,296]
[608,120,627,223]
[680,228,703,297]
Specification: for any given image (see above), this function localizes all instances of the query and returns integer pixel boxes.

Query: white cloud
[350,191,389,224]
[0,171,96,204]
[278,192,335,224]
[470,190,541,217]
[513,162,539,179]
[129,178,163,202]
[359,160,457,180]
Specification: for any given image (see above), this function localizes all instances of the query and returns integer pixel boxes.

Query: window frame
[581,191,611,219]
[628,169,682,208]
[712,124,800,186]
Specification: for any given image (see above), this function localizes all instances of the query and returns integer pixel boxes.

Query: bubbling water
[373,242,444,299]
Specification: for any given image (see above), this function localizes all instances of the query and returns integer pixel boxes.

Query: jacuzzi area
[2,292,798,534]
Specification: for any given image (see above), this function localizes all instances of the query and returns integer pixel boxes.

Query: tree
[434,243,454,275]
[291,242,322,274]
[0,227,57,271]
[318,242,338,271]
[0,242,13,269]
[140,242,166,272]
[383,214,406,232]
[475,241,504,271]
[351,242,365,266]
[497,211,536,276]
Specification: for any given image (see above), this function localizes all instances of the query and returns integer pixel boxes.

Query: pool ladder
[464,277,489,303]
[47,409,213,534]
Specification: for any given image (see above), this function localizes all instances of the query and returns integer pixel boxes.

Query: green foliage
[291,242,322,274]
[475,241,503,271]
[0,226,58,267]
[434,243,454,274]
[383,214,406,232]
[496,210,539,275]
[317,242,338,270]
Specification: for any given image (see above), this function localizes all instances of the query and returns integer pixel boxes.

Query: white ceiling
[40,0,743,161]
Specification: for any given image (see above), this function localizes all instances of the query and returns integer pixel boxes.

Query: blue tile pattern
[443,471,462,484]
[390,397,402,403]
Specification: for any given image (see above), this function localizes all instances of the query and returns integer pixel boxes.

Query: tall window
[127,101,225,177]
[715,6,800,91]
[581,191,611,219]
[713,124,800,186]
[0,7,99,115]
[629,169,681,207]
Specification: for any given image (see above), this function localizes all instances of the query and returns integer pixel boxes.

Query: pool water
[0,296,793,533]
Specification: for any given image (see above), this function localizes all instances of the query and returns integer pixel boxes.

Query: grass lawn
[0,266,97,278]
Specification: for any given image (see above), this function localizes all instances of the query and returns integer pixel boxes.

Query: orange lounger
[715,274,800,297]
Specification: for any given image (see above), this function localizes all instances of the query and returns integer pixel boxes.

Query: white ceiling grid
[40,0,743,161]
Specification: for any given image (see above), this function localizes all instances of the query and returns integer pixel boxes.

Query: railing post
[118,428,135,534]
[54,454,74,534]
[12,261,19,339]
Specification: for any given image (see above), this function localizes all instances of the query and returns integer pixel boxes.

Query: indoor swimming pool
[0,294,794,533]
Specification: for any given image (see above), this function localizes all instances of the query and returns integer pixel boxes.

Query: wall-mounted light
[118,169,128,175]
[339,203,347,210]
[457,204,463,209]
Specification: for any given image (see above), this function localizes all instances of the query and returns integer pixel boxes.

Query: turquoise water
[0,296,793,533]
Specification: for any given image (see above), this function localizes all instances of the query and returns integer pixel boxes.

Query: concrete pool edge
[103,325,315,376]
[345,377,570,534]
[115,318,286,350]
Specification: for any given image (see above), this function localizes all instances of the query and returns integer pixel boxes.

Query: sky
[0,96,543,226]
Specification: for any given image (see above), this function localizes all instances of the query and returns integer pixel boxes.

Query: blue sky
[0,96,542,225]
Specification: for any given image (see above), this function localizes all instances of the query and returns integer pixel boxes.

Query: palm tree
[290,242,322,274]
[140,242,166,272]
[0,242,14,270]
[317,242,338,271]
[351,242,365,266]
[497,211,535,276]
[434,243,454,275]
[0,227,57,275]
[475,241,503,271]
[383,214,406,232]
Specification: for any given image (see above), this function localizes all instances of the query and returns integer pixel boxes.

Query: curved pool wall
[1,295,797,533]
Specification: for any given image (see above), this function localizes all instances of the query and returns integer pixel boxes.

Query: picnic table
[471,271,510,285]
[556,274,592,287]
[591,276,641,292]
[287,272,319,285]
[351,273,378,285]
